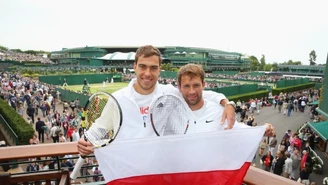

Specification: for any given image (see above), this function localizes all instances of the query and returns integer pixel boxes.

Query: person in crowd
[298,163,311,185]
[49,124,60,143]
[261,150,274,172]
[29,134,39,145]
[283,152,293,178]
[287,100,294,116]
[35,117,46,143]
[268,134,277,155]
[290,149,301,180]
[26,158,39,172]
[273,150,285,176]
[259,138,267,157]
[26,103,35,124]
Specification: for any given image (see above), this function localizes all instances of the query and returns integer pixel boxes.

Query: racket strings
[151,96,190,136]
[84,94,122,146]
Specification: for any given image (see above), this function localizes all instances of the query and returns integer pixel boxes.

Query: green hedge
[0,98,34,145]
[227,90,269,102]
[272,83,316,95]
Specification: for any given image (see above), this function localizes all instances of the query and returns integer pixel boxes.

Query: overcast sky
[0,0,327,64]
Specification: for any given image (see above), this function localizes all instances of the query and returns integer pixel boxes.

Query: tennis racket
[149,94,194,136]
[70,91,122,179]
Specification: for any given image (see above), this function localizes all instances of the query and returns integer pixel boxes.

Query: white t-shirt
[132,88,153,127]
[189,100,248,134]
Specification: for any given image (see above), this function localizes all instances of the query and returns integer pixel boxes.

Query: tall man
[35,117,46,143]
[77,45,236,156]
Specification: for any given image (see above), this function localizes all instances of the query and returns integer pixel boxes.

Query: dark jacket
[26,106,35,116]
[273,157,285,175]
[36,120,46,132]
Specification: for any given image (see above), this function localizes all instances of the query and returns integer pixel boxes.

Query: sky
[0,0,327,64]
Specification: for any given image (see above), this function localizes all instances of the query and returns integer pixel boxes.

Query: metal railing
[0,114,18,145]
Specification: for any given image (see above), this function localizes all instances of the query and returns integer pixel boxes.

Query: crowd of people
[256,126,319,185]
[0,70,104,182]
[231,88,321,185]
[0,50,52,64]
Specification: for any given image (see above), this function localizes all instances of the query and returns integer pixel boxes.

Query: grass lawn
[60,82,129,94]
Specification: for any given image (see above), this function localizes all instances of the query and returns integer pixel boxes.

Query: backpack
[55,126,61,135]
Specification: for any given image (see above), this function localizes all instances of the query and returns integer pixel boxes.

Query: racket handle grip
[70,156,85,179]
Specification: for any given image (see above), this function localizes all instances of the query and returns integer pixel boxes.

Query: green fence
[276,78,309,88]
[160,71,177,78]
[56,88,90,106]
[206,84,258,96]
[39,74,122,85]
[314,83,322,90]
[212,71,239,75]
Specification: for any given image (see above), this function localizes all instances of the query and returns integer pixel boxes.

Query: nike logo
[205,120,214,123]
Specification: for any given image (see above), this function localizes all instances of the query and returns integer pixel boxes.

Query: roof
[52,47,106,53]
[308,100,319,106]
[98,52,136,60]
[307,121,328,141]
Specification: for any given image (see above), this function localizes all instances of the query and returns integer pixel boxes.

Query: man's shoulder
[112,86,129,98]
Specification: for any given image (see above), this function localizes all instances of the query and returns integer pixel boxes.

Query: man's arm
[202,91,236,129]
[219,98,236,129]
[164,84,236,129]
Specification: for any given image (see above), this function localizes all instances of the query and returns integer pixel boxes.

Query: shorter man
[177,64,274,136]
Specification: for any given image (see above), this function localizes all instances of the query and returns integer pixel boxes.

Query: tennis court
[61,82,129,94]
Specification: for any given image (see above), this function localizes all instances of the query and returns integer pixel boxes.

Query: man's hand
[77,138,94,156]
[264,123,275,137]
[221,104,236,129]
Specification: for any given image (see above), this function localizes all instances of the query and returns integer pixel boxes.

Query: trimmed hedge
[0,98,34,145]
[226,82,316,103]
[227,90,269,102]
[272,83,316,95]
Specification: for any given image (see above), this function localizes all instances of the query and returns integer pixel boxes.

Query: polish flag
[94,126,266,185]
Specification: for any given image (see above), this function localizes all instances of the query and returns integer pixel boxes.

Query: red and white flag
[94,126,266,185]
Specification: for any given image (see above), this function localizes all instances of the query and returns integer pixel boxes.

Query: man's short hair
[177,64,205,85]
[135,45,162,65]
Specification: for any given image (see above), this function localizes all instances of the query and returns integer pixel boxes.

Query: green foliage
[264,64,272,71]
[272,83,316,95]
[271,62,278,71]
[0,45,9,51]
[249,55,260,71]
[260,55,266,70]
[228,90,269,103]
[171,67,179,72]
[0,98,34,145]
[309,50,317,65]
[10,49,23,53]
[280,60,302,65]
[161,63,173,71]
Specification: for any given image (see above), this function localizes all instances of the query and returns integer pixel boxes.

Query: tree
[260,55,266,70]
[249,56,260,71]
[264,64,273,71]
[271,62,278,71]
[11,49,23,53]
[161,63,173,71]
[309,50,317,65]
[0,45,8,51]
